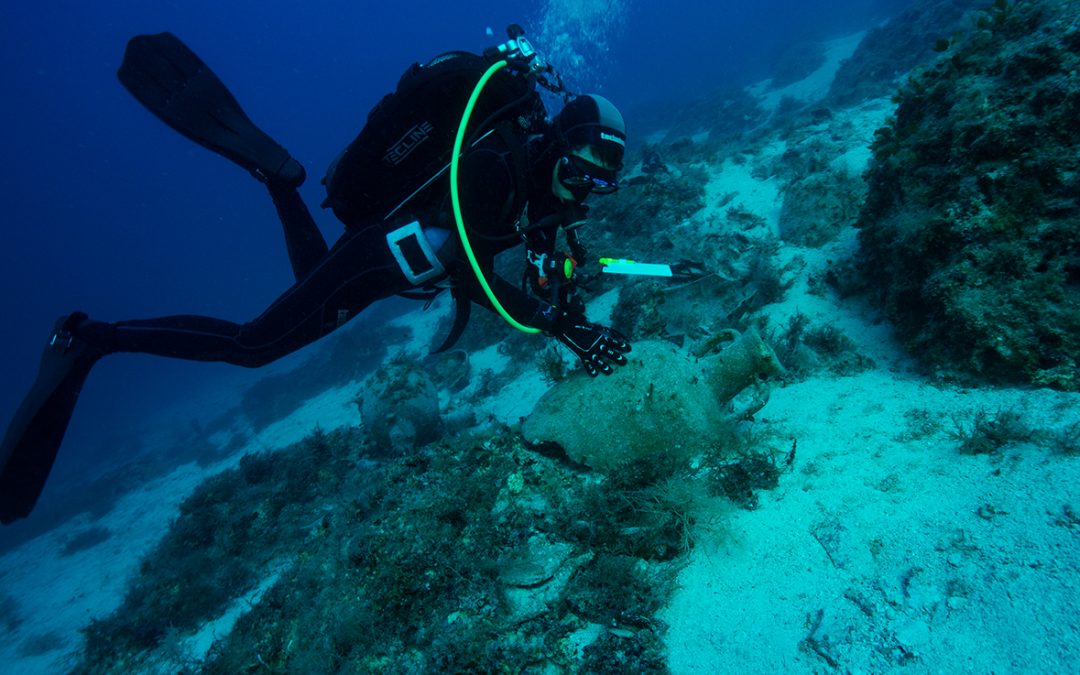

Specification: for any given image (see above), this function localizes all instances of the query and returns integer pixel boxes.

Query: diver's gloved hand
[553,316,631,376]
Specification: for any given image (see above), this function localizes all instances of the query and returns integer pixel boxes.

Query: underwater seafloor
[3,0,1080,672]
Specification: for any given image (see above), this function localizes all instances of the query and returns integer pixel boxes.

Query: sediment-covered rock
[522,332,784,470]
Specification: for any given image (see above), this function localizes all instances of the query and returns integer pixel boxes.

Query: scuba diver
[0,27,631,524]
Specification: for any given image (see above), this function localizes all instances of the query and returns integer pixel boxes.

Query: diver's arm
[453,143,631,374]
[469,268,562,331]
[460,205,629,375]
[453,146,565,331]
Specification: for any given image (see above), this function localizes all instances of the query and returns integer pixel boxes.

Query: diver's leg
[82,222,405,367]
[267,184,329,282]
[1,223,406,523]
[120,33,328,282]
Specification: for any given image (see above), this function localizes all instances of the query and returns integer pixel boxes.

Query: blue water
[0,0,908,510]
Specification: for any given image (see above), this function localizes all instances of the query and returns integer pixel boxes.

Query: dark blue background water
[0,0,908,498]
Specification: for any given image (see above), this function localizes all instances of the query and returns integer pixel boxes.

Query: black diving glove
[553,316,632,376]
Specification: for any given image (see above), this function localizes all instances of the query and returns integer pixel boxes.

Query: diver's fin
[117,32,305,187]
[434,289,473,353]
[0,314,101,524]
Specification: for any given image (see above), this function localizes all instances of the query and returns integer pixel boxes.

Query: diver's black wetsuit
[82,127,564,366]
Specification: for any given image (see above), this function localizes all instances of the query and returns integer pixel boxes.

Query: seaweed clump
[779,167,865,246]
[950,408,1034,455]
[707,443,795,511]
[770,311,876,380]
[72,417,763,673]
[199,430,688,673]
[75,427,363,673]
[855,0,1080,388]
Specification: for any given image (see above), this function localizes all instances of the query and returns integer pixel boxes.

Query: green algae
[856,0,1080,388]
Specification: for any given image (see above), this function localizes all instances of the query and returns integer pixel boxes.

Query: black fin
[0,317,100,524]
[117,32,304,187]
[434,289,472,353]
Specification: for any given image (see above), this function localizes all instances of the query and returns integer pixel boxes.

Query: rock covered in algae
[854,0,1080,388]
[522,331,784,471]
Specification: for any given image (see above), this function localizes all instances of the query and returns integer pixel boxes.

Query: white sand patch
[695,95,894,246]
[829,98,896,176]
[584,287,620,327]
[443,337,546,428]
[485,367,553,427]
[664,371,1080,672]
[251,382,361,450]
[0,461,214,673]
[470,342,513,376]
[702,156,784,237]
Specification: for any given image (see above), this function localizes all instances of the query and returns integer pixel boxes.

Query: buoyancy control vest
[321,49,548,229]
[322,27,574,348]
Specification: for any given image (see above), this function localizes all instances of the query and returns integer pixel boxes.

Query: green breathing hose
[451,59,542,335]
